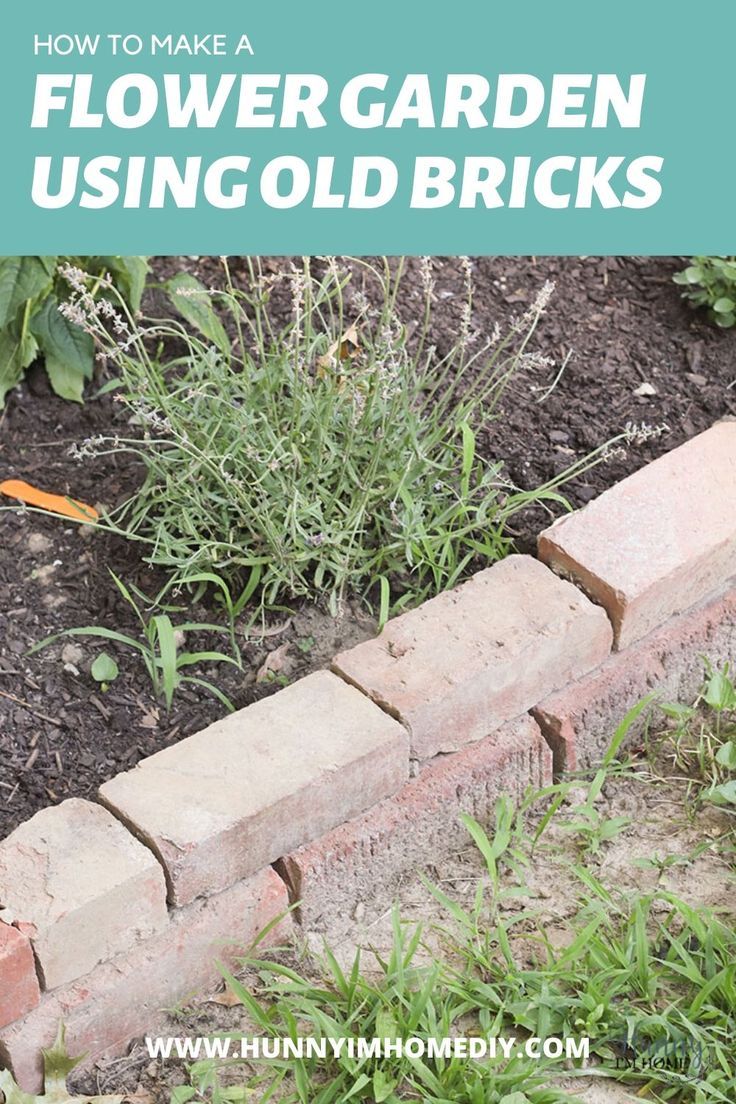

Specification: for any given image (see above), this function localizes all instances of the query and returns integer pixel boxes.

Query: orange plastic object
[0,479,99,522]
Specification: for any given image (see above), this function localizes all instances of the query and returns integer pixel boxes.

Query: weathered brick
[0,921,40,1029]
[332,555,612,760]
[538,422,736,650]
[277,716,551,935]
[533,583,736,772]
[99,671,408,907]
[0,867,290,1094]
[0,799,167,991]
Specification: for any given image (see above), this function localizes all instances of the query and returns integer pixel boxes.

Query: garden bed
[1,254,735,839]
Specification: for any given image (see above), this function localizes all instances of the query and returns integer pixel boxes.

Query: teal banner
[0,0,733,254]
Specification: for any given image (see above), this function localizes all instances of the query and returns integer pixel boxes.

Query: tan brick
[332,555,612,760]
[99,671,409,907]
[0,800,167,991]
[278,716,550,935]
[0,867,290,1094]
[534,583,736,773]
[0,921,40,1029]
[538,422,736,649]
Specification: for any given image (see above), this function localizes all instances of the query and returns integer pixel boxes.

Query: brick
[332,555,612,760]
[0,799,167,991]
[0,867,290,1094]
[0,922,40,1030]
[277,716,551,935]
[538,422,736,650]
[533,583,736,772]
[99,671,408,907]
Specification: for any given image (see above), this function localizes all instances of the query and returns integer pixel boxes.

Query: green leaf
[166,273,230,355]
[0,1023,123,1104]
[715,740,736,770]
[0,322,39,406]
[100,255,149,312]
[152,613,178,710]
[372,1070,397,1103]
[91,652,119,683]
[709,779,736,806]
[703,667,736,712]
[0,256,56,328]
[712,297,736,313]
[30,294,94,403]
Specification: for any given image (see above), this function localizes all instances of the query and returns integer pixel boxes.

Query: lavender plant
[65,258,618,616]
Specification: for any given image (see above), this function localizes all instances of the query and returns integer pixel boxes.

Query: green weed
[29,569,241,712]
[674,257,736,328]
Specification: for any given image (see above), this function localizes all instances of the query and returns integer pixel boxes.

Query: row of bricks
[2,422,736,1085]
[0,555,607,1025]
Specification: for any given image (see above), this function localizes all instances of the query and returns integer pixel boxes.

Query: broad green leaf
[91,652,120,683]
[0,256,56,328]
[0,323,38,405]
[166,273,230,355]
[712,297,736,313]
[709,779,736,805]
[715,740,736,770]
[100,255,149,311]
[30,294,94,403]
[703,667,736,711]
[372,1070,397,1103]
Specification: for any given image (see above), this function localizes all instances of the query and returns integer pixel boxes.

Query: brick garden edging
[1,421,735,1090]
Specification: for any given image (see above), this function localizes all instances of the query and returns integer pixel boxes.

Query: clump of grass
[658,663,736,813]
[29,569,242,711]
[70,257,613,616]
[166,705,735,1104]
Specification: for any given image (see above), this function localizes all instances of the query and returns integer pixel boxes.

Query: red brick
[0,867,290,1093]
[99,671,408,907]
[533,584,736,772]
[0,799,168,991]
[332,555,612,760]
[277,716,550,935]
[538,422,736,650]
[0,922,40,1030]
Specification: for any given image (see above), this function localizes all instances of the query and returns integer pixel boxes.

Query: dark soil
[1,255,735,839]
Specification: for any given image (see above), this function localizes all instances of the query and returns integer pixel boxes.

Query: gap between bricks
[1,420,736,1091]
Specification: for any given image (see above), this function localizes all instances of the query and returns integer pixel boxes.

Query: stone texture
[0,867,290,1093]
[0,922,40,1030]
[533,583,736,772]
[332,555,612,760]
[0,799,168,991]
[99,671,409,907]
[538,421,736,650]
[277,716,551,935]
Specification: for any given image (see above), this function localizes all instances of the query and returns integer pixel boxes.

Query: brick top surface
[0,798,164,929]
[98,670,409,904]
[538,422,736,646]
[540,423,736,593]
[333,554,612,758]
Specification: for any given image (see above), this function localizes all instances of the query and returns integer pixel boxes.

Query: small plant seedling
[90,651,119,687]
[30,570,241,712]
[0,1023,122,1104]
[674,255,736,328]
[296,634,316,654]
